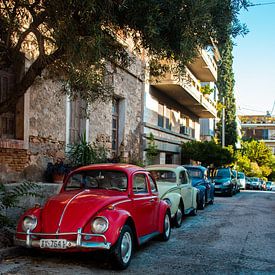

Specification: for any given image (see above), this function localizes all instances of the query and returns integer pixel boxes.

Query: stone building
[0,39,219,182]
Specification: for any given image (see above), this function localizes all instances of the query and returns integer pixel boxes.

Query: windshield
[238,172,245,179]
[185,168,203,179]
[65,170,128,191]
[150,170,176,183]
[214,168,230,179]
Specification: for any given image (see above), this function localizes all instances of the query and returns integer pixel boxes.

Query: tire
[209,196,214,205]
[173,204,183,228]
[191,207,197,216]
[111,225,133,270]
[229,188,233,197]
[198,195,205,210]
[159,211,171,241]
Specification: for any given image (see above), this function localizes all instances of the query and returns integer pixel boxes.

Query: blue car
[183,165,215,209]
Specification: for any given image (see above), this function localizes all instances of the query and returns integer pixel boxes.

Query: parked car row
[14,163,217,270]
[245,177,274,191]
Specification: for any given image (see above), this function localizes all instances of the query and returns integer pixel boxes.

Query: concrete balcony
[188,49,218,82]
[150,67,217,118]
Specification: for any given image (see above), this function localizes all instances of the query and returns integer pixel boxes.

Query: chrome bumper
[15,228,111,250]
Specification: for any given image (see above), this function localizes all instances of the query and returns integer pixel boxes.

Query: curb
[0,246,23,260]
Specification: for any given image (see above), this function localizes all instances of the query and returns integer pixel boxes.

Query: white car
[270,182,275,191]
[237,172,246,190]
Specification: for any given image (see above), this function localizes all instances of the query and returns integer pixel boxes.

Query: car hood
[41,189,128,233]
[156,183,177,198]
[191,178,203,186]
[213,178,231,184]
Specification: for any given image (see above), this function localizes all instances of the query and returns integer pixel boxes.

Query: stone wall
[89,65,144,163]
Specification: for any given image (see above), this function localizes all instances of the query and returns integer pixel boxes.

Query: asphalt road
[1,190,275,274]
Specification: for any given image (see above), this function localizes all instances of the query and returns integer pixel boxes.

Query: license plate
[40,239,67,249]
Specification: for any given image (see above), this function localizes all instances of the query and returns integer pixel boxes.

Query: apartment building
[240,115,275,154]
[143,47,219,164]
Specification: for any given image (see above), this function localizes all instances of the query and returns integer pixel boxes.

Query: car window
[150,170,176,183]
[133,174,148,194]
[65,170,128,191]
[180,171,188,185]
[186,168,202,178]
[148,175,157,193]
[214,168,230,178]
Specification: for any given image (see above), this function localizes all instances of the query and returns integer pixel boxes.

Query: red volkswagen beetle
[15,164,171,269]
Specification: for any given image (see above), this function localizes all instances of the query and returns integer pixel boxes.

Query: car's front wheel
[198,195,205,210]
[159,211,171,241]
[112,224,133,270]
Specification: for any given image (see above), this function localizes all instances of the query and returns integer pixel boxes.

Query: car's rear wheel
[159,211,171,241]
[111,225,133,270]
[198,195,205,210]
[174,204,183,228]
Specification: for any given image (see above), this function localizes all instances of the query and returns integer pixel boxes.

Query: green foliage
[216,38,238,148]
[235,140,274,179]
[0,0,249,114]
[200,84,214,96]
[67,134,108,168]
[0,181,41,229]
[146,133,158,165]
[181,140,235,167]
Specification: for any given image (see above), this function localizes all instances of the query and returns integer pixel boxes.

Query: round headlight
[22,215,37,232]
[91,217,109,234]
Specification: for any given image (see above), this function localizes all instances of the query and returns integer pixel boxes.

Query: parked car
[270,182,275,191]
[259,180,267,191]
[266,181,272,191]
[237,172,246,190]
[250,177,261,190]
[15,164,171,270]
[245,177,252,189]
[212,167,238,196]
[183,165,215,209]
[146,165,198,228]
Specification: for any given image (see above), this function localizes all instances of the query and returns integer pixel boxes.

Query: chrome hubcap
[164,214,170,237]
[176,208,182,224]
[121,231,132,263]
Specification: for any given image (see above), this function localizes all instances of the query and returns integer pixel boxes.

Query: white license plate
[40,239,67,249]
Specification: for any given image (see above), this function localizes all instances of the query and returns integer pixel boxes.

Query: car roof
[72,163,145,175]
[182,165,207,171]
[146,164,187,172]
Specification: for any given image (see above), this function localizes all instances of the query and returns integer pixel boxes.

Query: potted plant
[45,158,70,183]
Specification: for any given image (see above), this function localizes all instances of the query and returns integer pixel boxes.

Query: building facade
[0,42,219,182]
[240,115,275,154]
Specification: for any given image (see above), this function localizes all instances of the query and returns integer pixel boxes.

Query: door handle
[149,199,155,202]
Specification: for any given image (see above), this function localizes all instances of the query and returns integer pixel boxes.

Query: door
[179,170,192,211]
[131,173,158,236]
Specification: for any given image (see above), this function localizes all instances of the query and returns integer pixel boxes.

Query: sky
[232,1,275,116]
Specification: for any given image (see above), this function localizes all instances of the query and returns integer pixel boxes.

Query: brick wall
[0,148,29,172]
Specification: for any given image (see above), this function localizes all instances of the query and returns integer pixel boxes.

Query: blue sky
[232,1,275,116]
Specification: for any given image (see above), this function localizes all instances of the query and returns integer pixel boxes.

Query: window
[165,108,172,130]
[158,103,164,128]
[0,71,15,139]
[112,98,119,156]
[69,98,87,144]
[148,175,157,192]
[133,174,148,193]
[179,171,188,184]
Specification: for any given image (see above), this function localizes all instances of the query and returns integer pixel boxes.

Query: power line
[247,1,275,7]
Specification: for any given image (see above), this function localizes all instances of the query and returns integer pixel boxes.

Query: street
[1,191,275,274]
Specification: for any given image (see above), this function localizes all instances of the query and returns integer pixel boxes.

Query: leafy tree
[216,37,238,148]
[146,133,158,165]
[181,140,235,167]
[0,0,249,114]
[236,140,274,178]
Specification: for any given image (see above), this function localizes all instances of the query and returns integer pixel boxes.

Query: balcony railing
[150,65,217,118]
